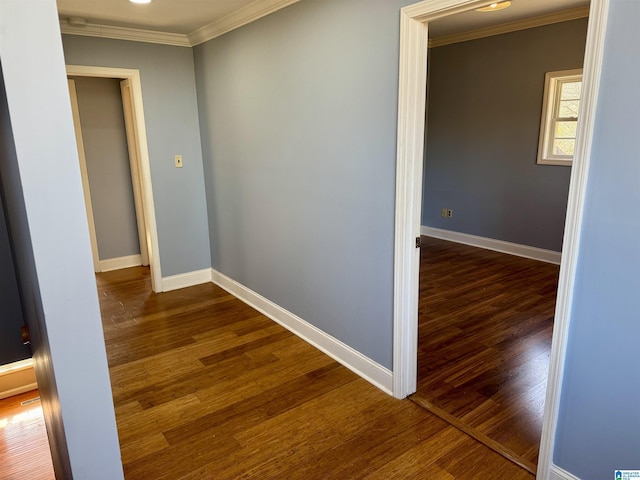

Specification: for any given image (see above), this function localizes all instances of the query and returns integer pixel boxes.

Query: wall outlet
[447,209,453,218]
[441,208,448,218]
[174,155,183,168]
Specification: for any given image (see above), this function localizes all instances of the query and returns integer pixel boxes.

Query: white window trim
[537,68,583,166]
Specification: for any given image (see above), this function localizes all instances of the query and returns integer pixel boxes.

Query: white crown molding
[59,20,192,47]
[59,2,585,50]
[59,0,300,47]
[188,0,301,46]
[429,6,590,48]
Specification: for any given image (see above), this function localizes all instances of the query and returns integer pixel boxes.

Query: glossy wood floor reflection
[412,237,560,473]
[0,390,54,480]
[98,267,534,479]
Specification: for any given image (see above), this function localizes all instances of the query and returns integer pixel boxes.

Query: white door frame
[392,1,609,479]
[67,78,101,273]
[66,65,162,293]
[120,78,150,267]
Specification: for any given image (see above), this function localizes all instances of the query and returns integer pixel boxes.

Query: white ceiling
[57,0,260,34]
[56,0,590,38]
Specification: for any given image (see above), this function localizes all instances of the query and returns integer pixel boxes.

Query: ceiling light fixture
[129,0,153,4]
[67,17,87,27]
[476,1,511,12]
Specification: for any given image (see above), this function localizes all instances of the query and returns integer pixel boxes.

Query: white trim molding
[421,226,562,264]
[66,65,163,293]
[99,254,142,272]
[59,20,191,47]
[188,0,301,46]
[537,0,609,478]
[67,78,100,273]
[162,268,212,292]
[0,359,37,400]
[429,6,590,48]
[59,2,585,51]
[393,1,608,479]
[211,268,393,395]
[550,464,582,480]
[59,0,301,48]
[391,0,430,401]
[393,0,498,401]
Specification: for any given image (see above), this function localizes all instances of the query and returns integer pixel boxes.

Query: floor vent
[21,397,41,406]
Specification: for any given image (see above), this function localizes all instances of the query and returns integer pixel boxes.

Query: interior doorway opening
[408,7,590,473]
[392,0,608,478]
[66,66,162,293]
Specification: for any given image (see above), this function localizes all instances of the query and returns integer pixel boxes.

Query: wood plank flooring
[412,236,560,473]
[97,266,534,479]
[0,390,54,480]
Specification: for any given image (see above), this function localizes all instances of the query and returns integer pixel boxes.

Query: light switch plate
[175,155,183,168]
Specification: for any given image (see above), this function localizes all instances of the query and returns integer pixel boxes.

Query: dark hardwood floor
[97,266,535,479]
[0,263,542,479]
[411,236,560,473]
[0,390,54,480]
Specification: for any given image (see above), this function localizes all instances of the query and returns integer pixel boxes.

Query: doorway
[392,0,608,477]
[409,10,589,473]
[66,66,162,293]
[68,76,148,273]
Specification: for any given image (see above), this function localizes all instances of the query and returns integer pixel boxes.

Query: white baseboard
[421,226,562,265]
[100,254,142,272]
[550,464,582,480]
[0,359,38,400]
[162,268,212,292]
[210,268,394,395]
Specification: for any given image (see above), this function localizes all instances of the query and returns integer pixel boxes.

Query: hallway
[98,266,535,479]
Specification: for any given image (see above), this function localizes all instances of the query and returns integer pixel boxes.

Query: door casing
[67,65,162,292]
[392,1,610,478]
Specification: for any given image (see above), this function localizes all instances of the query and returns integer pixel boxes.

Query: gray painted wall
[62,35,211,277]
[0,1,123,477]
[0,182,30,365]
[554,1,640,477]
[422,19,588,252]
[194,0,413,369]
[72,76,140,261]
[0,1,636,477]
[0,62,70,477]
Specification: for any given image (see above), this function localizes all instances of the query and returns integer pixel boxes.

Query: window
[537,69,583,165]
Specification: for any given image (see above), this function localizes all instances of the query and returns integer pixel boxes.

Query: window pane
[560,81,581,100]
[555,121,577,139]
[559,99,580,118]
[553,139,575,156]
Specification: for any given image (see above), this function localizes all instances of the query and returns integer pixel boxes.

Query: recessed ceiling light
[476,1,511,12]
[129,0,153,4]
[67,17,87,27]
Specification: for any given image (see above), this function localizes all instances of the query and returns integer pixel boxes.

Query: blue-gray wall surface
[1,2,123,476]
[0,57,70,477]
[423,19,588,252]
[0,179,30,365]
[194,0,412,369]
[72,76,140,261]
[554,1,640,478]
[62,35,211,277]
